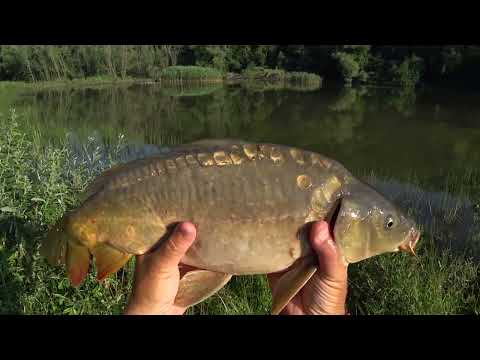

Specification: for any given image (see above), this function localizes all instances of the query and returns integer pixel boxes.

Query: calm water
[1,81,479,253]
[5,82,480,184]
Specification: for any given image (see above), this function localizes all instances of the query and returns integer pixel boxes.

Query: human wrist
[306,304,347,315]
[124,297,172,315]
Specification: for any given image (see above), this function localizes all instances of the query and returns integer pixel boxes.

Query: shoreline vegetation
[0,65,324,91]
[1,110,480,315]
[0,76,142,91]
[1,45,479,90]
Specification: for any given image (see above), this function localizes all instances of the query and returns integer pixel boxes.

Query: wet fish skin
[41,139,420,295]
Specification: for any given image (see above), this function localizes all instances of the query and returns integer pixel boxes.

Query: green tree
[391,54,424,89]
[331,45,371,85]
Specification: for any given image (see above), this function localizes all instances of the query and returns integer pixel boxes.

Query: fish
[40,139,421,314]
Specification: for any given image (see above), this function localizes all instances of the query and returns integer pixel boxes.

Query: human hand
[124,220,348,315]
[124,222,197,315]
[267,220,349,315]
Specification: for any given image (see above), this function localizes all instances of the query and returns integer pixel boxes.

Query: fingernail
[317,224,330,243]
[311,222,329,248]
[176,222,196,237]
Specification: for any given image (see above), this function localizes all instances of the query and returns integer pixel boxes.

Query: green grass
[0,76,141,91]
[1,109,480,315]
[285,71,322,85]
[0,109,131,314]
[348,234,480,314]
[156,66,224,82]
[186,275,273,315]
[0,67,321,92]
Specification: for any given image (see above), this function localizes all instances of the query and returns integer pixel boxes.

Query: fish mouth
[398,228,421,256]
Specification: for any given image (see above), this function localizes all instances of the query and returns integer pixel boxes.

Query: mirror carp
[41,139,421,314]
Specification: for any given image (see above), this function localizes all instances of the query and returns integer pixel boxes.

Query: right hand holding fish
[267,221,349,315]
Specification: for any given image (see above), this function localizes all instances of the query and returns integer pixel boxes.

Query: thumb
[153,222,197,269]
[309,221,348,280]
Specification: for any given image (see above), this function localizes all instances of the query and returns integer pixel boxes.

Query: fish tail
[41,216,91,287]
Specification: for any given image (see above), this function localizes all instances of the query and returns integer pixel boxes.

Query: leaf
[0,206,16,213]
[31,197,46,203]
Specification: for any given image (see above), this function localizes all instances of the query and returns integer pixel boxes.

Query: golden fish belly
[180,215,314,275]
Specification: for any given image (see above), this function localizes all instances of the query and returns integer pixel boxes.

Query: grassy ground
[0,76,142,91]
[0,67,321,92]
[1,110,479,315]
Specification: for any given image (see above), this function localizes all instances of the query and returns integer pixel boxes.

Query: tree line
[0,45,479,88]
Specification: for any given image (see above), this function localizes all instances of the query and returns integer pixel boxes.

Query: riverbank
[1,111,479,315]
[2,45,479,90]
[0,66,324,90]
[0,76,147,91]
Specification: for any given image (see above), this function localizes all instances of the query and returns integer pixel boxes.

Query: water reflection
[6,82,480,183]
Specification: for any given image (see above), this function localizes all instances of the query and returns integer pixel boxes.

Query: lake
[3,82,479,184]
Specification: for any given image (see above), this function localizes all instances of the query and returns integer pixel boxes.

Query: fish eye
[385,215,395,230]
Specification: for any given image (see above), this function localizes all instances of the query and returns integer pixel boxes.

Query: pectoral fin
[66,243,91,287]
[174,270,232,308]
[271,256,318,315]
[91,243,132,281]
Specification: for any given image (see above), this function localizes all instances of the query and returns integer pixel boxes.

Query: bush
[0,46,30,81]
[332,46,371,85]
[242,66,286,81]
[285,71,322,85]
[241,67,322,87]
[391,54,424,89]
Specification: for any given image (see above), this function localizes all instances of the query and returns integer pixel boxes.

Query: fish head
[328,182,420,264]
